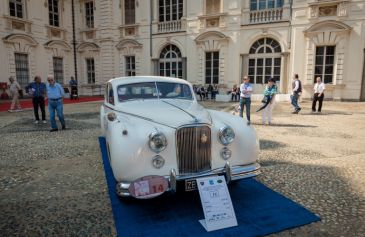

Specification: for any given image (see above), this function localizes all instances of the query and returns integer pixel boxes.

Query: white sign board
[197,176,238,232]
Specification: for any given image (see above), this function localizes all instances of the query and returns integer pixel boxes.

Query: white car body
[100,76,260,199]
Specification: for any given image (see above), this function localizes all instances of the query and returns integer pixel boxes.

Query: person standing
[46,75,66,132]
[261,78,277,125]
[239,76,253,125]
[69,76,78,100]
[207,84,213,99]
[291,74,302,114]
[312,76,325,113]
[211,84,219,100]
[26,76,47,124]
[198,86,207,100]
[8,76,22,112]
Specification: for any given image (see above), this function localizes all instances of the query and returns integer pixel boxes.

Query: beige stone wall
[291,0,365,100]
[0,0,74,89]
[1,0,364,100]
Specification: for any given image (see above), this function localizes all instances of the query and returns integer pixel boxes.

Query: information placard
[197,176,238,232]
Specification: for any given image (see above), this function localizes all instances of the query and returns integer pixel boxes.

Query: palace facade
[1,0,365,100]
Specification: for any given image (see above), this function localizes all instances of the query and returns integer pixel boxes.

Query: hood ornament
[201,133,208,143]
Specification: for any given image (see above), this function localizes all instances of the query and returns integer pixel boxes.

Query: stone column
[280,52,290,94]
[183,0,187,18]
[240,54,249,79]
[151,59,159,76]
[152,0,158,22]
[243,0,250,9]
[182,57,187,79]
[242,0,250,25]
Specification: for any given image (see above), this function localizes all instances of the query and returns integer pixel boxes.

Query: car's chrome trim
[169,169,177,192]
[224,162,232,183]
[104,103,177,129]
[115,162,261,198]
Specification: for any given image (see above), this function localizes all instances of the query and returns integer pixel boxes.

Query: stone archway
[194,31,229,85]
[2,34,38,88]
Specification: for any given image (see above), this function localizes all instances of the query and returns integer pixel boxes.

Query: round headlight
[152,155,165,169]
[220,147,232,160]
[149,132,167,153]
[107,112,117,122]
[218,126,235,145]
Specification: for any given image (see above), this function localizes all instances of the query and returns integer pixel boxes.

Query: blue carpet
[99,137,320,237]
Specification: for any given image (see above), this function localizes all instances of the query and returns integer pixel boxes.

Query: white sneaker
[15,109,23,112]
[42,120,47,124]
[34,120,39,124]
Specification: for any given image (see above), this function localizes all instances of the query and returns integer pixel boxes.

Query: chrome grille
[176,126,211,174]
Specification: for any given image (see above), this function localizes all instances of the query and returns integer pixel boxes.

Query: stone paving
[0,100,365,236]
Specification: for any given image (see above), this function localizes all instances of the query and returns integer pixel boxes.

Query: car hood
[116,99,212,128]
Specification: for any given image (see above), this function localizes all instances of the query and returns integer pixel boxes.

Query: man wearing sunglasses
[46,75,66,132]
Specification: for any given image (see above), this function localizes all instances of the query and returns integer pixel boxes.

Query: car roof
[108,76,191,87]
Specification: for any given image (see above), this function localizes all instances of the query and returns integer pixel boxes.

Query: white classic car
[100,76,260,199]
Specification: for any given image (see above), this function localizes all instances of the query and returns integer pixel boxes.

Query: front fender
[208,109,259,168]
[106,113,178,182]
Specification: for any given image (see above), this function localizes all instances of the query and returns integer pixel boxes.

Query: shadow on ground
[256,160,365,237]
[260,139,286,150]
[254,123,317,128]
[0,117,98,134]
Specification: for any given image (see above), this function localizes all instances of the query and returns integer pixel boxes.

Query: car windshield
[117,82,193,102]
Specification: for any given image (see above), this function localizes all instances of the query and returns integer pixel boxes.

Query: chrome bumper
[116,162,261,197]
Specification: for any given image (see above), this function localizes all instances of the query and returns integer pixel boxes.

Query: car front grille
[176,125,211,174]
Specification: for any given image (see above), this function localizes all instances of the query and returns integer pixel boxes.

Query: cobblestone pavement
[0,100,364,236]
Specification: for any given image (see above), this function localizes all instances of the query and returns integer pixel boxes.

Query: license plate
[129,175,168,199]
[185,179,197,191]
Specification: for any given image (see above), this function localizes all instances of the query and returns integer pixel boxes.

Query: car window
[157,82,193,100]
[117,82,193,102]
[108,84,114,105]
[117,82,158,102]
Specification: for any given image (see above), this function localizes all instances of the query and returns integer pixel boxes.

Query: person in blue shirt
[26,76,47,124]
[46,75,66,132]
[239,76,253,125]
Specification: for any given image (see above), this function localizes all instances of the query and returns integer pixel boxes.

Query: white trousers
[262,101,275,123]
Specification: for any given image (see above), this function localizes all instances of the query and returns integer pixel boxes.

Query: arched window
[250,0,284,11]
[159,44,183,78]
[248,37,282,84]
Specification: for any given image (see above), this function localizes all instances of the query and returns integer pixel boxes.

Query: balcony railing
[157,20,182,33]
[250,8,283,24]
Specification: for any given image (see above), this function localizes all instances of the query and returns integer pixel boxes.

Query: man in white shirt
[290,74,302,114]
[239,76,253,125]
[312,76,325,113]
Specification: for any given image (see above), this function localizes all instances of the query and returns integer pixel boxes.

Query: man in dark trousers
[69,76,78,100]
[239,76,253,125]
[291,74,302,114]
[26,76,47,124]
[312,76,325,113]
